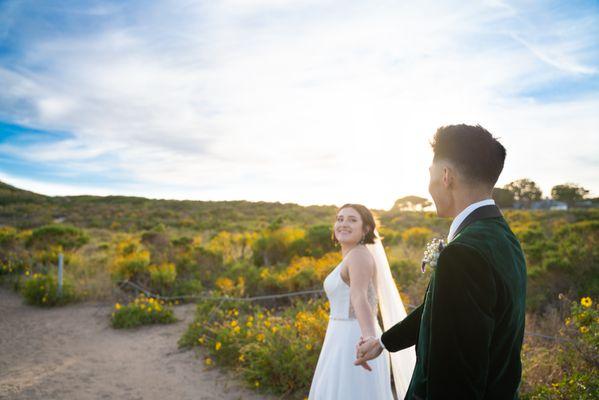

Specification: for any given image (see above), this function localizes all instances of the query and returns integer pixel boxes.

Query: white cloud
[0,0,598,208]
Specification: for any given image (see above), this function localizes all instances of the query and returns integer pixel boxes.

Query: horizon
[1,1,598,210]
[1,177,593,214]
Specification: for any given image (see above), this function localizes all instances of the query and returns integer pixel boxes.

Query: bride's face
[334,207,366,246]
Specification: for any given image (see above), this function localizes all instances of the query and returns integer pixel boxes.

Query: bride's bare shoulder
[345,247,375,269]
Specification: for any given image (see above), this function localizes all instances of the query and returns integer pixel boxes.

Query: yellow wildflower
[256,333,265,342]
[25,270,30,276]
[205,357,213,366]
[264,321,271,328]
[565,318,571,326]
[215,341,222,351]
[581,297,592,308]
[272,327,278,333]
[238,354,245,362]
[234,309,239,316]
[230,320,238,327]
[115,303,122,310]
[233,326,240,333]
[248,316,254,322]
[305,343,313,350]
[580,326,589,334]
[254,381,260,387]
[246,321,253,328]
[198,336,205,344]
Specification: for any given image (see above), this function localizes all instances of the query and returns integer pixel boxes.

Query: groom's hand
[354,336,383,368]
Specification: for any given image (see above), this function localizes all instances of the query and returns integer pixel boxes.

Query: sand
[0,287,275,400]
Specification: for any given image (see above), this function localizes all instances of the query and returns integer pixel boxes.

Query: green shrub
[26,224,88,250]
[111,293,176,328]
[171,278,203,297]
[20,272,76,306]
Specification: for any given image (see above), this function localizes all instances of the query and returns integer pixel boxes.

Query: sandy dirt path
[0,287,276,400]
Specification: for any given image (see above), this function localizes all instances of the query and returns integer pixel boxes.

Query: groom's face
[428,159,453,218]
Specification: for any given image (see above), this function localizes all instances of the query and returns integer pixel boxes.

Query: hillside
[0,181,338,231]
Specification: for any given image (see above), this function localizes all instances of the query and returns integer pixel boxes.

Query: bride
[308,204,416,399]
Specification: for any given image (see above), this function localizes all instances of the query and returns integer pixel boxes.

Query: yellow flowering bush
[401,226,434,247]
[110,238,151,281]
[522,296,598,399]
[179,298,329,397]
[215,276,246,296]
[562,297,598,362]
[149,262,177,289]
[255,252,341,294]
[111,293,176,328]
[20,272,76,307]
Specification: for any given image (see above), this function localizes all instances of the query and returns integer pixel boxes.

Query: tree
[492,187,515,208]
[504,179,542,207]
[392,196,432,211]
[551,183,589,206]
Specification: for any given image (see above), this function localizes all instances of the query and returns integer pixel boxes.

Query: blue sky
[0,0,598,209]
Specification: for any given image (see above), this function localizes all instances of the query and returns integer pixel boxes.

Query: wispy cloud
[0,0,597,208]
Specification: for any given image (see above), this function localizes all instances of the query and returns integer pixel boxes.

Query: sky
[0,0,598,210]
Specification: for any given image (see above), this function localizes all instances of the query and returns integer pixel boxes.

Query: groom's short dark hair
[431,124,506,188]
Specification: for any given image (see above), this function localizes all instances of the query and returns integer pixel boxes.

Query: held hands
[354,336,384,371]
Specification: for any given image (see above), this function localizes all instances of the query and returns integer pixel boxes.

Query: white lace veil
[366,230,416,399]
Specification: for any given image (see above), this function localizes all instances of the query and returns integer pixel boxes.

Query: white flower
[421,238,446,273]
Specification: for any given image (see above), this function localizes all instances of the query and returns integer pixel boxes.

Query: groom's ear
[442,164,458,189]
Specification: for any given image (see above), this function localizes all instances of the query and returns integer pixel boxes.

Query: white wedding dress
[308,257,394,400]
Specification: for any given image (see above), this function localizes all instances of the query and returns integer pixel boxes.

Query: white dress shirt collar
[447,198,496,242]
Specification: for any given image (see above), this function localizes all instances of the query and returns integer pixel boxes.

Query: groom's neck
[449,187,493,218]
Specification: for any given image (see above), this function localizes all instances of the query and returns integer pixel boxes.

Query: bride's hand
[355,336,374,371]
[355,345,372,371]
[354,337,383,368]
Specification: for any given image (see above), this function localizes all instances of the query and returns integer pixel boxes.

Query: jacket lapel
[452,204,503,240]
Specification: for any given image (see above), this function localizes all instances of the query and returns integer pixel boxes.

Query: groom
[355,124,526,399]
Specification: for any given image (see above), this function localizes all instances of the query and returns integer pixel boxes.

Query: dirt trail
[0,287,274,399]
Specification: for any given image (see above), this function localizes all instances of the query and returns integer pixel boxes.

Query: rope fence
[118,279,568,343]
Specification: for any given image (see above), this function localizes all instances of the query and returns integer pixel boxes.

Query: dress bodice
[323,260,378,320]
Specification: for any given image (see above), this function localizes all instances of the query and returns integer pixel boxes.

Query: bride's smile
[334,207,368,248]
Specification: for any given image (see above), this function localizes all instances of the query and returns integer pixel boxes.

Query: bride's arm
[347,250,377,338]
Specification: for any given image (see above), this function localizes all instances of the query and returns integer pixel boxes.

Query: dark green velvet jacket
[381,205,527,399]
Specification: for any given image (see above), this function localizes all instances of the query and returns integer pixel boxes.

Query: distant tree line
[393,180,594,211]
[492,180,592,209]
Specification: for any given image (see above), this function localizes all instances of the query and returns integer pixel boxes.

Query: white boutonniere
[421,238,446,273]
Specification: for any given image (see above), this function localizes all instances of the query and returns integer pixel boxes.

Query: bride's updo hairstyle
[332,203,378,246]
